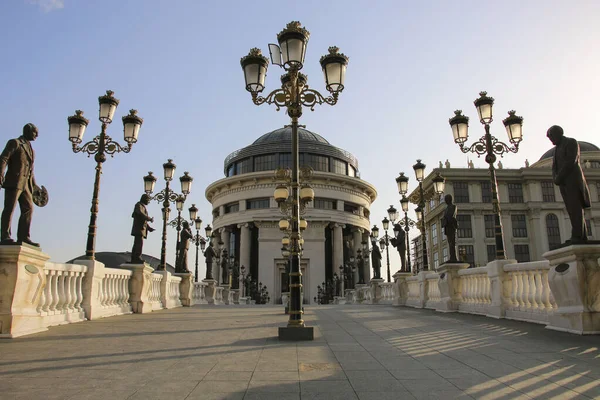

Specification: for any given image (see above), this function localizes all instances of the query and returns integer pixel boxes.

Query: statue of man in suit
[442,194,459,262]
[176,220,193,273]
[371,241,382,279]
[0,123,40,246]
[547,125,591,244]
[130,194,154,263]
[203,241,217,280]
[391,223,407,272]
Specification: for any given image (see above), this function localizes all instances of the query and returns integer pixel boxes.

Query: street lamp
[188,206,212,282]
[449,92,523,260]
[167,195,189,270]
[143,160,193,271]
[241,21,348,340]
[398,195,417,273]
[68,90,143,259]
[411,160,445,272]
[376,204,398,282]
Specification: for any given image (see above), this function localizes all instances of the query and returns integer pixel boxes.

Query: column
[221,228,231,285]
[332,223,345,274]
[239,223,251,290]
[353,228,363,284]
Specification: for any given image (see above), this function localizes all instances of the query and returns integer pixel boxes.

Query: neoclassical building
[409,141,600,271]
[205,126,377,304]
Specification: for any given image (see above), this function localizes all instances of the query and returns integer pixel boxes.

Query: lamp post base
[278,326,314,341]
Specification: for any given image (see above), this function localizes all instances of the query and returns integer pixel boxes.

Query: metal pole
[175,211,182,271]
[159,181,170,271]
[85,123,107,259]
[485,123,507,260]
[385,233,391,282]
[194,233,200,282]
[405,212,412,273]
[419,182,429,271]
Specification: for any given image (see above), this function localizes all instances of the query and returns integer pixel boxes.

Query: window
[511,214,528,237]
[597,182,600,202]
[304,153,329,172]
[344,202,359,214]
[348,165,356,177]
[487,245,496,262]
[586,218,593,237]
[433,252,439,269]
[481,181,492,203]
[332,158,346,175]
[431,223,438,245]
[224,202,239,214]
[246,198,270,209]
[279,153,292,169]
[541,181,556,202]
[253,154,276,172]
[508,183,524,203]
[314,198,337,210]
[546,213,561,250]
[227,164,235,177]
[514,244,530,262]
[212,208,220,218]
[458,245,475,268]
[442,247,449,263]
[453,181,470,203]
[457,214,472,238]
[484,215,495,238]
[237,158,252,174]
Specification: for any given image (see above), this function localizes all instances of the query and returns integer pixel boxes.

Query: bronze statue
[442,194,458,262]
[130,194,154,263]
[176,220,192,273]
[221,252,229,285]
[371,241,382,279]
[392,223,407,271]
[203,241,217,280]
[547,125,591,244]
[0,123,45,247]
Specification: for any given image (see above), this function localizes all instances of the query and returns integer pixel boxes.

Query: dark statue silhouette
[130,194,154,263]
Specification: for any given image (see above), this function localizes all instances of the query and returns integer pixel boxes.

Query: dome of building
[223,126,359,178]
[538,141,600,161]
[67,252,174,273]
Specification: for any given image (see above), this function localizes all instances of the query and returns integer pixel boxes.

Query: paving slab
[0,304,599,399]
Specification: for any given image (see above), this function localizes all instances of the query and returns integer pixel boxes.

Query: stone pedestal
[435,263,469,312]
[486,259,517,318]
[203,279,217,304]
[231,289,240,304]
[278,326,314,340]
[0,245,50,338]
[175,272,193,307]
[222,286,231,305]
[369,278,385,304]
[544,245,600,335]
[355,284,367,304]
[239,296,250,305]
[333,296,346,305]
[122,263,154,313]
[344,289,353,303]
[392,272,412,306]
[78,258,106,320]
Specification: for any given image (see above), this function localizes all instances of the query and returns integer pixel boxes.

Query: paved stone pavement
[1,305,599,400]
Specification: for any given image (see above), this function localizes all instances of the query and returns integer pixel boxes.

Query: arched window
[546,214,561,250]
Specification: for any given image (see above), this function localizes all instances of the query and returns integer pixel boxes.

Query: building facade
[409,142,600,270]
[205,126,377,304]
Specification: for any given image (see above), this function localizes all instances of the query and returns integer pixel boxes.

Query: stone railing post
[222,286,231,305]
[369,278,384,304]
[392,272,412,306]
[0,245,50,338]
[157,270,171,309]
[122,263,154,313]
[545,244,600,335]
[486,259,516,319]
[176,272,193,306]
[417,271,428,308]
[435,262,469,312]
[79,258,106,320]
[203,279,217,304]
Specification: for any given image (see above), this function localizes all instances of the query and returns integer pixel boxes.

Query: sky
[1,0,599,278]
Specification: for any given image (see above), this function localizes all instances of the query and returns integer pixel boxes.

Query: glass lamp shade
[387,205,399,223]
[180,172,193,195]
[379,238,385,248]
[163,159,176,181]
[393,223,402,238]
[279,218,290,231]
[122,109,143,144]
[320,46,349,93]
[274,185,290,203]
[382,217,390,231]
[188,204,198,221]
[474,91,494,124]
[371,225,380,239]
[205,224,212,239]
[299,219,308,231]
[240,48,269,93]
[415,206,423,222]
[503,110,524,145]
[98,90,119,123]
[282,236,290,246]
[277,21,310,69]
[199,238,206,252]
[300,185,315,203]
[449,110,469,144]
[282,247,290,258]
[396,172,409,195]
[432,173,446,195]
[298,237,305,246]
[175,196,185,212]
[67,110,89,144]
[349,255,355,264]
[400,195,409,213]
[194,217,202,230]
[413,159,426,182]
[218,240,225,250]
[143,171,157,194]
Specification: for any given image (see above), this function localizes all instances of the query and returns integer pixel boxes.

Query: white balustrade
[406,276,421,307]
[166,275,182,308]
[379,282,395,304]
[504,261,556,324]
[98,268,133,317]
[193,282,207,304]
[38,262,87,327]
[425,273,441,308]
[149,273,164,310]
[458,267,491,315]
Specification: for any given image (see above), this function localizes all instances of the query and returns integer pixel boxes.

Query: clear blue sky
[1,0,599,275]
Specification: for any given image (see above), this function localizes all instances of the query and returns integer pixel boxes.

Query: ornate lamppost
[68,90,143,260]
[449,92,523,260]
[167,195,188,270]
[143,160,193,271]
[407,161,445,272]
[398,195,417,273]
[188,207,213,282]
[241,21,348,340]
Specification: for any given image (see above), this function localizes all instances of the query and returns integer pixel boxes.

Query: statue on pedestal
[392,223,407,272]
[130,194,154,263]
[221,254,229,285]
[176,220,192,273]
[203,241,217,280]
[547,125,591,244]
[371,241,382,279]
[442,194,458,263]
[0,123,47,247]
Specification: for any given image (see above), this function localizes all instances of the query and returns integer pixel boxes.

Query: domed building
[205,126,377,304]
